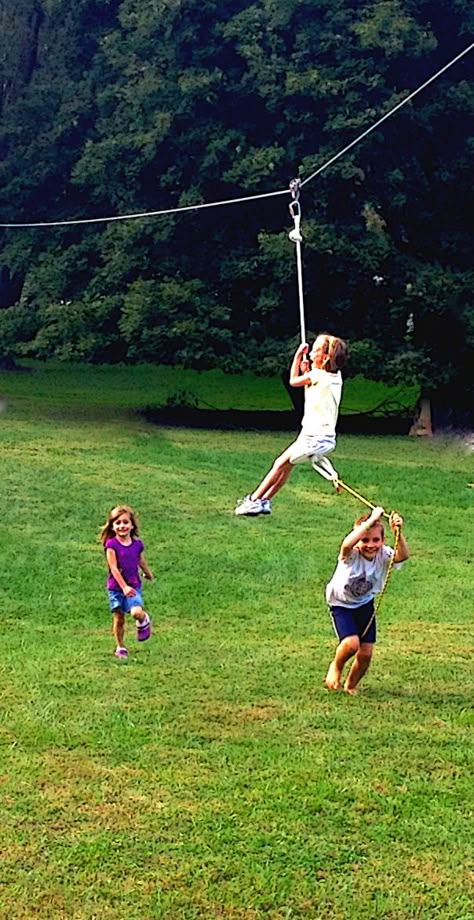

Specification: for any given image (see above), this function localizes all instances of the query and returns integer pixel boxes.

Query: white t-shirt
[301,368,343,436]
[326,545,403,608]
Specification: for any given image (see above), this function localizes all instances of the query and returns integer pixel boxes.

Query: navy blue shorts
[329,600,376,644]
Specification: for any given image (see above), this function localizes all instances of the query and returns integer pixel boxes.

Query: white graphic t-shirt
[326,545,402,608]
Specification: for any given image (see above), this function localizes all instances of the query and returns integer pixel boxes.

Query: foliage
[0,300,39,357]
[0,0,473,395]
[22,296,126,362]
[119,276,232,366]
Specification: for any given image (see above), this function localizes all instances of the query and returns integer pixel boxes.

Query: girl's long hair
[99,505,140,545]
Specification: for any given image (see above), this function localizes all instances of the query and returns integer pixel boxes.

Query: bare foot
[333,479,342,494]
[325,661,341,690]
[344,684,358,696]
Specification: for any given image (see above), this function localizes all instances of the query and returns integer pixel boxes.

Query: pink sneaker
[137,614,151,642]
[114,647,129,660]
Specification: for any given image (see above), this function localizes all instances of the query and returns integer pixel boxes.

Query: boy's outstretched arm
[390,512,410,562]
[340,506,385,560]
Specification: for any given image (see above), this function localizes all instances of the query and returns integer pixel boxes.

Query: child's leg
[113,611,126,648]
[325,636,360,690]
[259,463,293,500]
[130,604,152,641]
[344,642,374,695]
[130,604,146,624]
[251,447,294,501]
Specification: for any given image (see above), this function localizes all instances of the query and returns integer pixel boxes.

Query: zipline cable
[0,188,289,229]
[0,40,472,230]
[288,43,474,368]
[300,40,474,188]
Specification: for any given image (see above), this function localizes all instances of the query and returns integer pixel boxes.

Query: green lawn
[0,359,418,416]
[0,362,473,919]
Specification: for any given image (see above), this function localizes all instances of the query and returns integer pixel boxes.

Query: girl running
[100,505,154,660]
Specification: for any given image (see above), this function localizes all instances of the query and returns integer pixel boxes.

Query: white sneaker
[260,499,272,514]
[235,495,265,516]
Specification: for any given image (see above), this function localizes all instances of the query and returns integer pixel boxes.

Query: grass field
[0,362,473,919]
[0,359,418,416]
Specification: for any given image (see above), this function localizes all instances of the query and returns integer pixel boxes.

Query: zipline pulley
[288,178,302,243]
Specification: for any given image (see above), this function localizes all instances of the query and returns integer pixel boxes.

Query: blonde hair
[314,333,348,372]
[99,505,140,545]
[355,513,384,538]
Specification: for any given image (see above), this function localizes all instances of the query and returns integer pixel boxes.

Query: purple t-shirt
[105,536,144,591]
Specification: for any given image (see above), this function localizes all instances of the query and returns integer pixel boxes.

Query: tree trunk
[409,395,433,437]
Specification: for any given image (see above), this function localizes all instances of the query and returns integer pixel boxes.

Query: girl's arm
[340,506,385,560]
[289,343,313,388]
[106,548,136,596]
[390,512,410,563]
[139,553,154,581]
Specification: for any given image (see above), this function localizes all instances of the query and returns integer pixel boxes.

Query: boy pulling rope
[325,507,409,695]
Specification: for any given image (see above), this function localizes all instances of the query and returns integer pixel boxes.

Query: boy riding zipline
[235,333,347,516]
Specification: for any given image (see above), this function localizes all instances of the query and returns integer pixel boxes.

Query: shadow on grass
[366,685,472,707]
[141,405,412,435]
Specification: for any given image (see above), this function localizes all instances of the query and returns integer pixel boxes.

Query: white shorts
[287,432,336,465]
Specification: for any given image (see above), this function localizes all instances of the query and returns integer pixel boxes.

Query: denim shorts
[329,600,376,644]
[107,588,144,613]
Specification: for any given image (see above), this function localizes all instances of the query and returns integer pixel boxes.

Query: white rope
[300,40,474,188]
[294,238,306,344]
[288,186,306,344]
[0,40,472,230]
[311,455,340,482]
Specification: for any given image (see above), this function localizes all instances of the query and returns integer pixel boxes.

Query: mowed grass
[0,359,418,416]
[0,362,473,919]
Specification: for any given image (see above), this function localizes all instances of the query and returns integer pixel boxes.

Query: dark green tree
[0,0,472,424]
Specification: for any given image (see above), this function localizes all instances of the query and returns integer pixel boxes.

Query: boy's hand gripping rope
[288,178,306,345]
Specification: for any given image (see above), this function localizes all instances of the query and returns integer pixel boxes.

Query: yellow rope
[360,525,400,639]
[375,525,400,613]
[335,477,390,520]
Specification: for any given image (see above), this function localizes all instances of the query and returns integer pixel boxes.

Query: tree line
[0,0,473,413]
